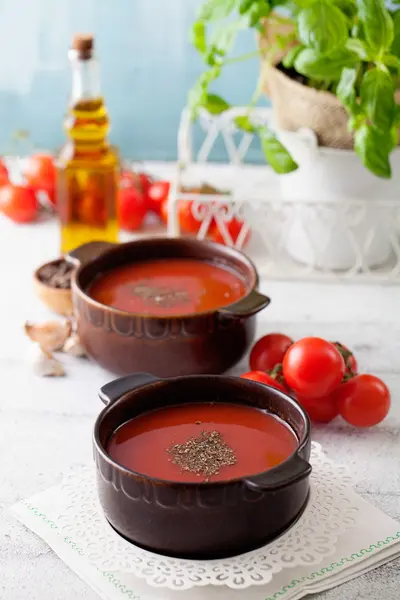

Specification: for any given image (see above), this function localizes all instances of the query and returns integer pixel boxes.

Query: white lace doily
[58,443,358,590]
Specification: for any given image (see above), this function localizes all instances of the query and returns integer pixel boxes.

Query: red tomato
[147,180,170,215]
[250,333,294,372]
[283,337,345,399]
[0,160,9,187]
[335,374,390,427]
[241,370,288,393]
[0,184,39,223]
[331,341,358,377]
[23,153,56,205]
[296,394,339,424]
[161,198,202,234]
[211,217,251,248]
[118,181,147,231]
[120,170,152,195]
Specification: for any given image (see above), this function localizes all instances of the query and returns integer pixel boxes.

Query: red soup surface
[107,403,298,483]
[88,258,248,316]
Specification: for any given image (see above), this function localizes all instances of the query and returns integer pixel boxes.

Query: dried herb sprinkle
[166,430,236,479]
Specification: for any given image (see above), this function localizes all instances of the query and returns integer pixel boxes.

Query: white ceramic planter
[276,128,400,270]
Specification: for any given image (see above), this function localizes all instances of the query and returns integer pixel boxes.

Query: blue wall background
[0,0,263,161]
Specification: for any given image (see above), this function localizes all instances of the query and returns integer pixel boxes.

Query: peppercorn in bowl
[34,258,75,316]
[93,372,311,559]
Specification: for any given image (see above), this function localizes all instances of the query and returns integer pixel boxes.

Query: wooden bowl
[33,259,74,316]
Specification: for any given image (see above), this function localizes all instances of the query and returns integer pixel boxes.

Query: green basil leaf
[360,67,395,131]
[345,38,373,60]
[335,0,357,19]
[337,67,358,111]
[282,45,303,68]
[235,115,256,133]
[239,0,254,14]
[297,0,349,53]
[258,128,298,174]
[354,124,392,178]
[390,11,400,56]
[391,126,399,150]
[191,21,207,54]
[204,94,231,114]
[248,1,272,27]
[198,0,236,21]
[355,0,394,54]
[382,53,400,72]
[294,48,358,81]
[394,105,400,126]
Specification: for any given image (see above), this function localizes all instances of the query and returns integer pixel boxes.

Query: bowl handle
[99,373,160,406]
[66,241,117,267]
[218,289,270,318]
[243,453,311,492]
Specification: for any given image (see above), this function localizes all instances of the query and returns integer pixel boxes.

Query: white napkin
[11,475,400,600]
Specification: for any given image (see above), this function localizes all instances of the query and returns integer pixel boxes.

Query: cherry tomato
[0,184,39,223]
[0,160,9,187]
[211,217,251,248]
[147,180,170,215]
[241,370,288,393]
[335,374,390,427]
[121,170,151,194]
[283,337,345,399]
[161,198,202,234]
[296,394,339,424]
[331,341,358,377]
[250,333,294,372]
[22,153,56,205]
[118,180,147,231]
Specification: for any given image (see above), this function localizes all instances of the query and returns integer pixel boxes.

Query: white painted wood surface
[1,175,400,599]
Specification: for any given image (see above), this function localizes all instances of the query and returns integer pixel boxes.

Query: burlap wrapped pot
[264,65,354,149]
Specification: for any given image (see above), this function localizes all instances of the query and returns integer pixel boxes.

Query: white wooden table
[1,184,400,599]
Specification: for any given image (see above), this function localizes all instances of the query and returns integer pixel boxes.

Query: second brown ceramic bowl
[67,238,270,377]
[94,373,311,559]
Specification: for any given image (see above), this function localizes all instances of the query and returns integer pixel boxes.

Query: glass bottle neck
[69,51,101,103]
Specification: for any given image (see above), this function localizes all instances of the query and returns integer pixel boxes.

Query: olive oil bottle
[56,34,119,254]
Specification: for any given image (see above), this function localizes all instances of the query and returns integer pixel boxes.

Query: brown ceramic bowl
[94,372,311,559]
[67,238,270,377]
[33,259,74,316]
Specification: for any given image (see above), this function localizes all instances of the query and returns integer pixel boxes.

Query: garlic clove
[24,320,72,353]
[63,333,87,358]
[32,348,65,377]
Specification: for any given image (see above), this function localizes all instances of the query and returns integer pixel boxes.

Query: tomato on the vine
[0,184,39,223]
[250,333,293,372]
[331,341,358,377]
[240,370,287,393]
[335,374,390,427]
[283,337,345,399]
[296,393,339,424]
[147,180,170,215]
[22,153,56,205]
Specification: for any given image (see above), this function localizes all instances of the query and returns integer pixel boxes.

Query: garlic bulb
[32,348,65,377]
[24,320,72,353]
[63,333,87,358]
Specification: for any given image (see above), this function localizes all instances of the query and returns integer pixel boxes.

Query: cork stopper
[72,34,94,60]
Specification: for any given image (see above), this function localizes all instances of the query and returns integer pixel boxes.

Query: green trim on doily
[266,532,400,600]
[20,501,400,600]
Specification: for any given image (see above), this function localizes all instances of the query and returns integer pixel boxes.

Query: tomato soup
[88,258,247,316]
[107,403,298,483]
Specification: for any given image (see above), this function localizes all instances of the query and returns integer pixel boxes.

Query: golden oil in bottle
[56,34,119,254]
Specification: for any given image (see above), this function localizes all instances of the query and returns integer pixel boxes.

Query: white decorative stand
[167,107,400,283]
